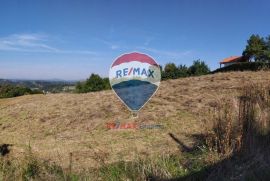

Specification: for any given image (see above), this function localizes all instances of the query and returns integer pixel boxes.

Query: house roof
[220,56,242,64]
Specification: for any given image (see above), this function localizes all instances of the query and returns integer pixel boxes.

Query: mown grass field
[0,71,270,180]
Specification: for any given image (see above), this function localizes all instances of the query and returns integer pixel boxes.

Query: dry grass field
[0,71,270,174]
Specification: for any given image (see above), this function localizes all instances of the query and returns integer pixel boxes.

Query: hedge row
[212,62,270,73]
[0,84,42,98]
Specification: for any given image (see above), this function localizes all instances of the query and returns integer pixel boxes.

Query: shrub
[162,63,179,79]
[75,74,111,93]
[188,60,210,76]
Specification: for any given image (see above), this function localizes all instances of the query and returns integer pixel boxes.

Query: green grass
[0,149,213,181]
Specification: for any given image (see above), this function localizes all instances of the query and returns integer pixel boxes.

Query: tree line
[161,59,210,80]
[75,60,210,93]
[0,84,42,98]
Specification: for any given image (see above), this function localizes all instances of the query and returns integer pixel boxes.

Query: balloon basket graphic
[131,111,139,118]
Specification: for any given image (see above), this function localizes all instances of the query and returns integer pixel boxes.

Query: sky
[0,0,270,80]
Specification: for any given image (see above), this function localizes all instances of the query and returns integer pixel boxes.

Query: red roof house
[220,56,249,68]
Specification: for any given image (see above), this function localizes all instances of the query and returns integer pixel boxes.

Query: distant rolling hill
[0,79,76,93]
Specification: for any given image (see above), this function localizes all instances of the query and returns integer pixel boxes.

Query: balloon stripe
[111,52,158,67]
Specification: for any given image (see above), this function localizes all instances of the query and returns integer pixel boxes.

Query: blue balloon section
[112,80,158,111]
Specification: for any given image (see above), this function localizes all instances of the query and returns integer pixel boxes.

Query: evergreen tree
[243,34,267,61]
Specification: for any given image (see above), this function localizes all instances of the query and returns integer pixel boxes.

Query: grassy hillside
[0,71,270,180]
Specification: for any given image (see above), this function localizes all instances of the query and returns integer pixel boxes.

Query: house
[219,56,249,68]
